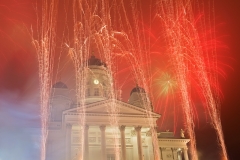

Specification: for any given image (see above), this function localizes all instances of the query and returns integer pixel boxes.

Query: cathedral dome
[88,55,107,67]
[130,85,146,95]
[52,81,68,89]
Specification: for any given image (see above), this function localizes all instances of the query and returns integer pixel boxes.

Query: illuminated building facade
[46,56,190,160]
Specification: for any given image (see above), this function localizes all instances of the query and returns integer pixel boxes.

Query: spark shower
[31,0,228,160]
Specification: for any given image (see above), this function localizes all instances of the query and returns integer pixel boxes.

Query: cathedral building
[47,56,190,160]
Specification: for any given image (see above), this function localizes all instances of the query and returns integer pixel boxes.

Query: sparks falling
[66,1,122,159]
[31,1,59,160]
[156,0,228,159]
[29,0,228,159]
[64,0,162,159]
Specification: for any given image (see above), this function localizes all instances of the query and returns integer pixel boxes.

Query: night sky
[0,0,240,160]
[215,1,240,159]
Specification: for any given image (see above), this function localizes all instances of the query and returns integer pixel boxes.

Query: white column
[66,124,72,160]
[183,148,189,160]
[177,150,183,160]
[100,125,106,160]
[135,126,143,160]
[84,125,89,160]
[119,125,127,160]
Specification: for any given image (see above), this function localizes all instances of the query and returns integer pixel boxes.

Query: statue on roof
[180,129,185,138]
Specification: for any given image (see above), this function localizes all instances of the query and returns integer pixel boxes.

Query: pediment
[63,99,160,118]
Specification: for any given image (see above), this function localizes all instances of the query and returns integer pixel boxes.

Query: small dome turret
[130,85,145,95]
[128,85,147,108]
[51,81,71,121]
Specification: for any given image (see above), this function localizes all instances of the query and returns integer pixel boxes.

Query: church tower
[85,55,110,104]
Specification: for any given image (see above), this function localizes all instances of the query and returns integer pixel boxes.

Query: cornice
[158,138,190,143]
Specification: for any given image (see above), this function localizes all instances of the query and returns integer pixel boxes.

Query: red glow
[0,0,230,160]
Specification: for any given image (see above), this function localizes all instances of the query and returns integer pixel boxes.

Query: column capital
[99,125,106,131]
[119,125,126,132]
[135,126,142,132]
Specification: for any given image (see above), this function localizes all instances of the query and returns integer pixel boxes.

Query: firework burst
[155,0,228,159]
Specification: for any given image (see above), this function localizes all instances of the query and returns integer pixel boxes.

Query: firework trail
[97,1,122,159]
[155,1,199,158]
[156,0,228,159]
[111,1,162,159]
[31,0,59,160]
[190,15,229,160]
[67,1,91,159]
[66,0,122,159]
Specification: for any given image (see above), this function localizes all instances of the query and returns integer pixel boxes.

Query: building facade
[46,56,190,160]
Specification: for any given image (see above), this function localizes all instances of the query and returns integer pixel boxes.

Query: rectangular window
[86,88,90,96]
[107,154,115,160]
[94,88,99,96]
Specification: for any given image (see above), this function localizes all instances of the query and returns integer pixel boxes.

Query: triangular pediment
[63,99,160,118]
